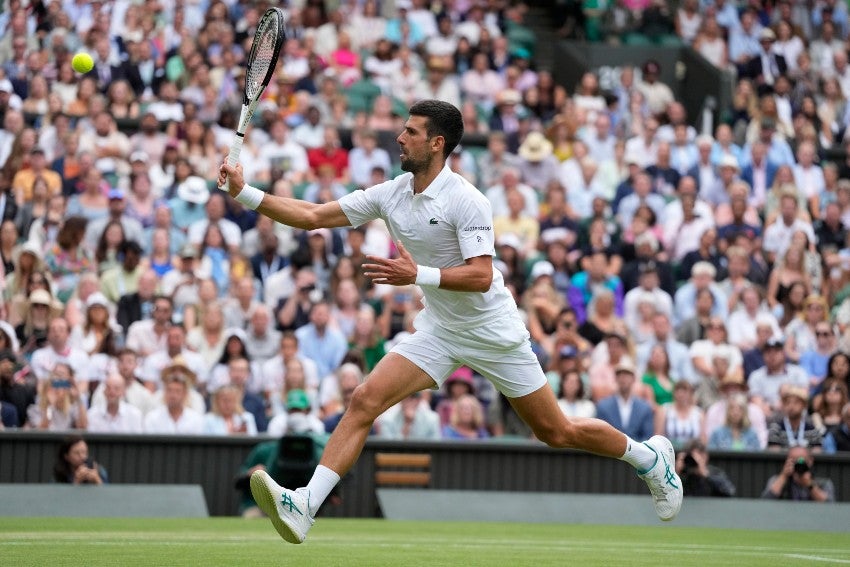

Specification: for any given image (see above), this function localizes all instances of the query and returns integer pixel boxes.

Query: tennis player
[218,100,682,544]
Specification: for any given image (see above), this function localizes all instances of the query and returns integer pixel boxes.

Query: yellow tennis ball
[71,52,94,74]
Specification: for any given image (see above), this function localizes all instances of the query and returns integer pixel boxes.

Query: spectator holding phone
[762,446,835,501]
[53,434,107,485]
[26,362,88,431]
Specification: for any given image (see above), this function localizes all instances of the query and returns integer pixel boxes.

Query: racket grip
[227,135,244,166]
[219,135,245,191]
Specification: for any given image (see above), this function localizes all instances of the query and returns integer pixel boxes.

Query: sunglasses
[816,331,832,337]
[560,321,574,329]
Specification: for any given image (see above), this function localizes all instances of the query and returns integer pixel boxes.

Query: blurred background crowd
[0,0,848,460]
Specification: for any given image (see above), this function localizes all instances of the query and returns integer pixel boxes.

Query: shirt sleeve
[453,191,496,260]
[337,180,393,228]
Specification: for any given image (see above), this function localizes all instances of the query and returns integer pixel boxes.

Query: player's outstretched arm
[219,161,350,230]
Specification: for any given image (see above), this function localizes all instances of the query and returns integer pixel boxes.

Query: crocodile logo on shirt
[429,218,438,225]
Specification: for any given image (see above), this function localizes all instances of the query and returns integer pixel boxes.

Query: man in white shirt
[143,365,204,434]
[87,373,144,433]
[258,119,310,183]
[484,167,538,220]
[762,193,816,264]
[260,331,321,401]
[581,113,617,164]
[126,295,173,359]
[90,349,157,415]
[187,192,242,252]
[140,325,207,390]
[624,118,660,169]
[221,99,682,543]
[30,317,89,383]
[748,336,809,415]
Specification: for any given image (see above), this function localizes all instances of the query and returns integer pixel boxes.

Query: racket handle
[219,135,245,191]
[227,135,244,166]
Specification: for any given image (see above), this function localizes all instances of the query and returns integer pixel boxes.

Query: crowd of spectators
[0,1,848,464]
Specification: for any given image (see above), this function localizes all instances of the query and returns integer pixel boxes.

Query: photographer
[53,434,108,485]
[762,446,835,501]
[675,440,736,497]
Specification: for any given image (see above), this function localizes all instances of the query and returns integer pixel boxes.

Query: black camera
[793,457,810,475]
[683,453,698,470]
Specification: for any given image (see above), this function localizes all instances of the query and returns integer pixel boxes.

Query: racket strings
[246,19,279,99]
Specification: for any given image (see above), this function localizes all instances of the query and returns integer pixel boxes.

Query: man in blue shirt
[294,300,348,380]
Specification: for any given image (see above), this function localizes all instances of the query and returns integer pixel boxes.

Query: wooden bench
[374,453,432,488]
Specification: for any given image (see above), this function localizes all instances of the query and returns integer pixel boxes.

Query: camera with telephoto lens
[793,457,810,475]
[683,453,698,472]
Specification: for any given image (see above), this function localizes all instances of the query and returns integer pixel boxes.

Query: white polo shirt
[339,165,516,331]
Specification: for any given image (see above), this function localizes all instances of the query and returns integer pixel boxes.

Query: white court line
[4,534,850,562]
[785,555,850,565]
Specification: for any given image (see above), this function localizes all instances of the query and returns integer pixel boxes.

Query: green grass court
[2,518,848,566]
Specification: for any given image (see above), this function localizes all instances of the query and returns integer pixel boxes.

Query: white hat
[497,233,522,250]
[719,154,740,170]
[530,261,555,280]
[86,292,111,309]
[177,176,210,205]
[0,79,12,93]
[541,227,572,245]
[129,150,149,163]
[518,132,553,162]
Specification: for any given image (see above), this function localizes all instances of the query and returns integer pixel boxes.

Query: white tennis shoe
[250,470,314,543]
[638,435,683,522]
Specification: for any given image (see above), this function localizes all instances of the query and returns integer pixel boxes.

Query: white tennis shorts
[391,310,547,398]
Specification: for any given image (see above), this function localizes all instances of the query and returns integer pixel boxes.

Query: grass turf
[1,517,848,566]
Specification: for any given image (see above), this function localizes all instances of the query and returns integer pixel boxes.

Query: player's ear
[431,135,445,155]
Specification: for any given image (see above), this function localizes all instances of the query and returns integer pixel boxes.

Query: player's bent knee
[346,383,385,423]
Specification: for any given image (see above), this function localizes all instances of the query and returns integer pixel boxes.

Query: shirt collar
[408,164,453,199]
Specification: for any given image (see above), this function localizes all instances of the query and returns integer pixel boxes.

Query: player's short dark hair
[409,100,464,159]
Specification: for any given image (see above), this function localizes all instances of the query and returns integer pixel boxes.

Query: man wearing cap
[223,100,683,544]
[596,361,655,442]
[11,147,61,205]
[766,384,823,451]
[517,131,559,191]
[748,336,809,415]
[267,388,326,437]
[168,176,211,232]
[741,27,787,88]
[703,372,768,448]
[673,262,728,326]
[83,187,145,250]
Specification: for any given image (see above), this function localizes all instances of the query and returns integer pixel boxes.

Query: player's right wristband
[235,183,264,210]
[415,265,441,287]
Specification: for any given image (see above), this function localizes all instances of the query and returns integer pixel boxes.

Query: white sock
[304,465,340,516]
[619,436,657,474]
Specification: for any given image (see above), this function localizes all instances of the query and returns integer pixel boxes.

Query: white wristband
[415,265,441,287]
[235,183,265,210]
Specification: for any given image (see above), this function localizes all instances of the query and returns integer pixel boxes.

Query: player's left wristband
[415,265,441,287]
[235,183,264,210]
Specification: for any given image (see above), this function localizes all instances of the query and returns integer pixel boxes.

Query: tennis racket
[220,7,286,189]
